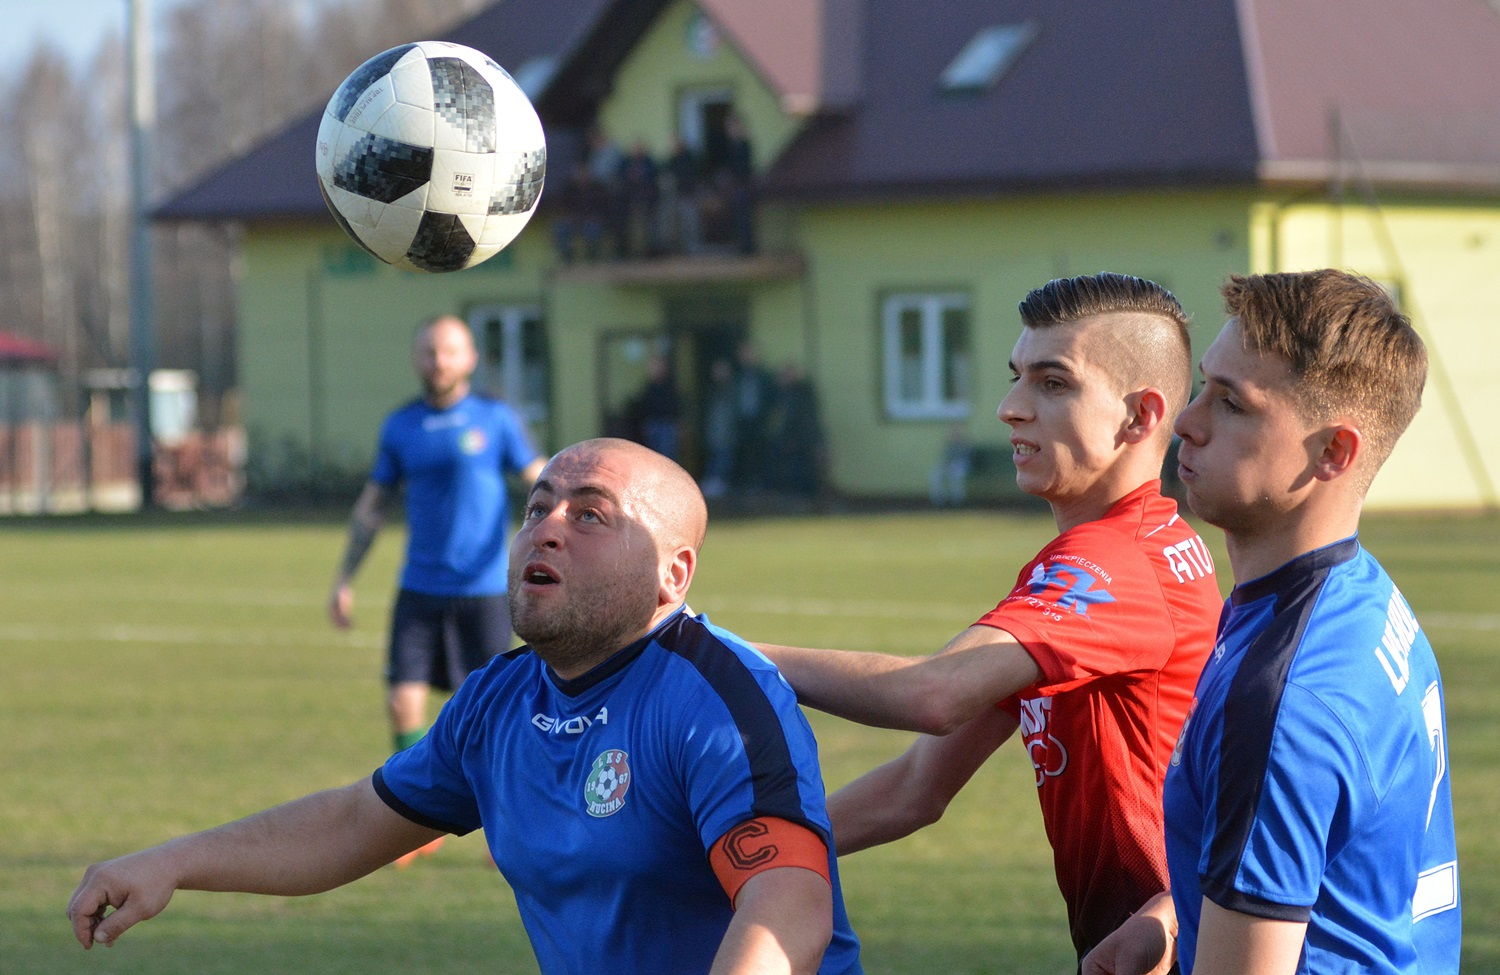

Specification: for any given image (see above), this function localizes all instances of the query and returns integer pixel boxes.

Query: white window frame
[469,304,548,425]
[882,292,973,421]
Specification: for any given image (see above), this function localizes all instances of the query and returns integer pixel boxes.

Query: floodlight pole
[127,0,157,508]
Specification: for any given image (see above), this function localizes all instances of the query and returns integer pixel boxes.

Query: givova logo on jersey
[584,749,631,818]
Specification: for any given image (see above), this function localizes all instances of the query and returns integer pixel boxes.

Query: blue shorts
[387,589,510,691]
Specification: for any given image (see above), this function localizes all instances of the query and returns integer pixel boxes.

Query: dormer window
[940,22,1038,92]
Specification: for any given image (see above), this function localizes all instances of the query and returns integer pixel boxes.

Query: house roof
[1244,0,1500,188]
[156,0,1500,222]
[766,0,1261,198]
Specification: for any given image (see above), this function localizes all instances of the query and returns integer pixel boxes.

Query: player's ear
[1121,388,1169,445]
[659,545,696,606]
[1312,423,1362,482]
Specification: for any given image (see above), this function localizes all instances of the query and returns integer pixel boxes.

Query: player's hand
[1081,909,1176,975]
[328,583,355,629]
[66,851,178,949]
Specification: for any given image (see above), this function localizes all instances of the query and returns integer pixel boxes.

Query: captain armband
[709,816,831,906]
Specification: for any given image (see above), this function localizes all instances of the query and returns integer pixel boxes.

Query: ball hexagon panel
[329,44,415,122]
[427,148,496,217]
[367,101,436,152]
[389,55,436,109]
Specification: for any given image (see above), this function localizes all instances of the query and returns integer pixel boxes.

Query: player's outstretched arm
[328,481,389,628]
[710,867,833,975]
[756,624,1039,735]
[67,778,443,949]
[830,704,1018,854]
[1081,891,1177,975]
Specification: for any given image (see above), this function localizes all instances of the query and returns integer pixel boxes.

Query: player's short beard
[509,566,659,677]
[423,374,462,401]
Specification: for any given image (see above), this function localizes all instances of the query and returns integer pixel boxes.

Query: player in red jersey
[757,273,1221,962]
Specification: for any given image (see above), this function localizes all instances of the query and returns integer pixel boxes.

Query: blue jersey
[370,394,538,596]
[374,608,863,974]
[1164,538,1460,973]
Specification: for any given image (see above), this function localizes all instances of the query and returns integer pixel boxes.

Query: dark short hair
[1221,270,1426,478]
[1019,272,1189,334]
[1018,273,1193,416]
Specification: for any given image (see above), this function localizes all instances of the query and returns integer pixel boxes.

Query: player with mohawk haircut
[758,273,1221,962]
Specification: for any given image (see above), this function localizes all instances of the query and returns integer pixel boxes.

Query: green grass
[2,506,1495,973]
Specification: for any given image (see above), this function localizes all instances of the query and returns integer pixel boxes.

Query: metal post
[128,0,157,507]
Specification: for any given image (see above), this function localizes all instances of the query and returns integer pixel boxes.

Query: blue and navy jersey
[374,608,863,975]
[1164,538,1460,974]
[370,393,538,596]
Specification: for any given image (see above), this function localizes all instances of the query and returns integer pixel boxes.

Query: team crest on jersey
[1170,697,1197,767]
[460,428,487,455]
[1026,558,1116,616]
[584,749,631,818]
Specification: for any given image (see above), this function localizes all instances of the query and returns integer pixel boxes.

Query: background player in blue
[327,314,545,759]
[1083,270,1460,975]
[70,438,861,974]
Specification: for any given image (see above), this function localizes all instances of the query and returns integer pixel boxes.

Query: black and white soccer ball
[315,41,546,272]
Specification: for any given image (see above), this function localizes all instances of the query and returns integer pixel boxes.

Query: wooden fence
[0,422,243,513]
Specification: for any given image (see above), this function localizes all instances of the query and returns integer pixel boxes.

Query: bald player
[757,273,1222,962]
[70,439,863,975]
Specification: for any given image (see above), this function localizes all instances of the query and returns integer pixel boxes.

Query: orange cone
[394,835,446,868]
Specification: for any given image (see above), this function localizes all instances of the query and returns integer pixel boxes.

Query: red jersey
[974,481,1219,958]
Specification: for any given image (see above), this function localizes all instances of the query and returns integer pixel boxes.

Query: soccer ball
[314,41,546,272]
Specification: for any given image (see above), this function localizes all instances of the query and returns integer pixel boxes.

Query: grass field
[2,506,1495,973]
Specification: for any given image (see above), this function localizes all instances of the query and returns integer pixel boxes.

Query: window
[510,56,559,100]
[882,293,972,420]
[470,305,549,425]
[940,22,1038,92]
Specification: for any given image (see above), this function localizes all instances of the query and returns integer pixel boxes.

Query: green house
[160,0,1500,509]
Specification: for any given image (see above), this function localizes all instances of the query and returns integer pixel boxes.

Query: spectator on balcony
[585,127,627,259]
[618,140,662,258]
[552,162,608,264]
[663,136,704,255]
[720,114,755,255]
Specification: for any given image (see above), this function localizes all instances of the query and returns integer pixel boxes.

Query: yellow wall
[1251,198,1500,509]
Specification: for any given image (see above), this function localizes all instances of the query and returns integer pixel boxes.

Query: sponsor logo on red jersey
[1025,558,1116,616]
[1019,696,1068,786]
